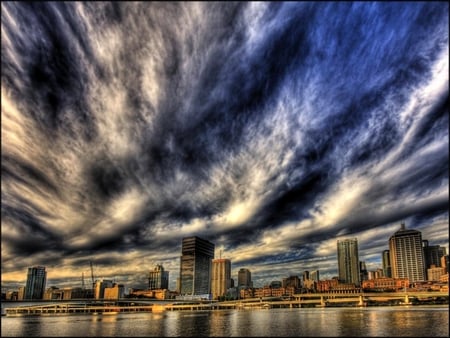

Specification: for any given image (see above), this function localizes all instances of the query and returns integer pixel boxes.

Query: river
[1,304,448,337]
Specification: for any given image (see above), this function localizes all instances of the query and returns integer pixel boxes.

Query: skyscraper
[179,236,215,296]
[237,268,252,288]
[382,250,392,278]
[149,264,169,290]
[310,270,320,282]
[211,258,231,300]
[422,241,447,269]
[24,266,47,300]
[282,275,301,289]
[389,222,425,282]
[302,271,310,282]
[359,261,368,282]
[337,238,360,286]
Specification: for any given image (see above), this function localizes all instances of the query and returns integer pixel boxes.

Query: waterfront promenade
[4,291,448,316]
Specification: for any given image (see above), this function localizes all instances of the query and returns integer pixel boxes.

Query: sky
[1,2,449,292]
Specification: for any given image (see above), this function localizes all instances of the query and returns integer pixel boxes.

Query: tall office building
[382,250,392,278]
[211,258,232,300]
[179,236,215,296]
[237,268,252,287]
[149,264,169,290]
[359,261,368,282]
[310,270,320,282]
[302,271,310,282]
[24,266,47,300]
[389,223,425,282]
[337,238,360,286]
[422,241,447,269]
[282,275,301,289]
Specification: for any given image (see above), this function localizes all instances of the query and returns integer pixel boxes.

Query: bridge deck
[5,291,448,316]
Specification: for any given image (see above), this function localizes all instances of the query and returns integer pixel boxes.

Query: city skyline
[1,2,449,292]
[3,223,447,293]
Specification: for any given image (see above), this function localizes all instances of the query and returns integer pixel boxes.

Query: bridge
[4,291,448,316]
[210,291,449,309]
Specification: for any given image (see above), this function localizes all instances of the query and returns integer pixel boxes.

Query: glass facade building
[179,236,215,295]
[422,241,447,269]
[337,238,360,286]
[24,266,47,300]
[382,250,392,278]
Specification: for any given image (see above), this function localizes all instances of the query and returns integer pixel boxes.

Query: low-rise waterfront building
[427,265,447,282]
[6,291,18,300]
[303,279,316,292]
[128,288,171,300]
[316,279,339,292]
[361,277,409,292]
[104,284,125,300]
[239,287,254,299]
[43,286,90,300]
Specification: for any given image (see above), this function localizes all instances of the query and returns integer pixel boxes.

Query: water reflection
[89,314,118,337]
[20,317,43,337]
[1,307,448,337]
[382,307,447,337]
[208,311,231,337]
[332,306,450,337]
[180,312,212,336]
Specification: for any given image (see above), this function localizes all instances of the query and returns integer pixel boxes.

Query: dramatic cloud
[1,2,448,290]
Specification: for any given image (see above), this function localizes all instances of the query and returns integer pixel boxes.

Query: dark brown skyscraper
[179,236,215,296]
[24,266,47,300]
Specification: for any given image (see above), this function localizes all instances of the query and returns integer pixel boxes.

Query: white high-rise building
[389,222,425,282]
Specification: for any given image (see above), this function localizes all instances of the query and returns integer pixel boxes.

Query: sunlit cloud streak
[1,2,448,290]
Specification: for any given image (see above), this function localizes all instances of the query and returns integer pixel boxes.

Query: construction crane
[81,272,85,290]
[90,261,95,290]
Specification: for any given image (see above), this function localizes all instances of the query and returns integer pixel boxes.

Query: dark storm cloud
[1,2,448,288]
[1,153,60,195]
[2,204,60,255]
[2,2,95,139]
